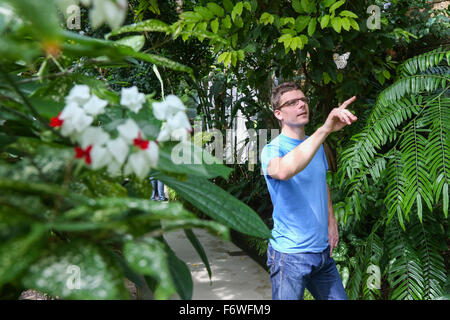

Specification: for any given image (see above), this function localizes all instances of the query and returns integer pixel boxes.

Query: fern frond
[409,214,447,299]
[385,149,406,228]
[385,220,425,300]
[399,47,448,77]
[424,96,450,217]
[400,120,434,222]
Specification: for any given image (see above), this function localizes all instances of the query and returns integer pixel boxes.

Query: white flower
[144,140,159,168]
[66,85,90,106]
[107,159,122,176]
[124,151,151,180]
[120,86,146,113]
[83,95,108,116]
[59,103,93,137]
[90,145,112,170]
[106,137,129,165]
[123,140,158,179]
[117,119,141,144]
[167,111,192,132]
[76,126,110,149]
[156,124,171,142]
[90,0,127,31]
[152,95,186,121]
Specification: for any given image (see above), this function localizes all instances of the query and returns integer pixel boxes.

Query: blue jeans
[267,243,347,300]
[150,178,166,200]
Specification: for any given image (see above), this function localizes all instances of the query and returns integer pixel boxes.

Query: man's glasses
[278,97,310,110]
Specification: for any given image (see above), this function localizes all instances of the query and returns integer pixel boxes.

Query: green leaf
[260,12,275,25]
[231,2,244,22]
[123,238,176,299]
[165,243,193,300]
[308,18,317,36]
[341,17,351,31]
[194,6,215,21]
[116,36,145,51]
[320,15,330,29]
[292,0,304,13]
[349,18,360,31]
[330,16,342,33]
[0,225,47,288]
[329,0,346,13]
[295,16,311,32]
[339,10,358,18]
[211,18,219,33]
[301,0,314,13]
[22,241,129,299]
[154,173,271,239]
[184,229,212,280]
[207,2,225,17]
[322,0,336,8]
[180,11,203,23]
[223,0,234,12]
[105,19,169,39]
[222,15,232,29]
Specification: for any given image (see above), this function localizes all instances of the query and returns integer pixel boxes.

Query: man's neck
[281,125,306,140]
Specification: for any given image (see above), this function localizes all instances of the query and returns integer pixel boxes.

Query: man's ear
[274,109,282,122]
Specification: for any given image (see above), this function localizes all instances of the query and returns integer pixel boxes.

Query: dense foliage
[0,0,448,300]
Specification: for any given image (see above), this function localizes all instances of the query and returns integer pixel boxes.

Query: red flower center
[50,112,63,127]
[133,132,149,150]
[74,145,93,164]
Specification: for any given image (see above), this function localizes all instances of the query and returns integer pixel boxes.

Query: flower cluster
[80,0,128,31]
[153,95,192,142]
[50,85,190,179]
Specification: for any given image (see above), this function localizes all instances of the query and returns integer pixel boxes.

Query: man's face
[275,90,309,127]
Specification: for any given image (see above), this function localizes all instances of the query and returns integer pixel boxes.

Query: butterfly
[333,52,351,69]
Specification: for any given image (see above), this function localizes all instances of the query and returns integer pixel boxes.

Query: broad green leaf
[22,241,130,299]
[222,15,232,29]
[194,6,215,21]
[320,15,330,29]
[260,12,275,25]
[308,18,317,36]
[301,0,314,13]
[223,0,234,12]
[292,0,304,13]
[154,173,271,239]
[183,229,212,280]
[211,18,219,33]
[322,0,336,8]
[331,16,342,33]
[123,238,176,299]
[0,225,47,288]
[105,19,169,39]
[231,2,244,22]
[180,11,203,23]
[339,10,358,18]
[165,242,193,300]
[349,18,360,31]
[295,16,311,32]
[207,2,225,17]
[329,0,346,13]
[341,17,351,31]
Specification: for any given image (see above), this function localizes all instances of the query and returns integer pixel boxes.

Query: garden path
[164,228,272,300]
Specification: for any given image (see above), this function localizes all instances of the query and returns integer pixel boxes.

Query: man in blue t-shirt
[261,82,357,300]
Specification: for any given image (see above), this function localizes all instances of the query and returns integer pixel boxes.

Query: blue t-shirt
[260,133,329,253]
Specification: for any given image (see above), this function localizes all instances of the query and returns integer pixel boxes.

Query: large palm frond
[338,47,450,223]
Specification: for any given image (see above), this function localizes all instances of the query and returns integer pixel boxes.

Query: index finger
[339,96,356,110]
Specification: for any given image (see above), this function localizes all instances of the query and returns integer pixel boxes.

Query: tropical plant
[335,47,449,300]
[0,0,271,300]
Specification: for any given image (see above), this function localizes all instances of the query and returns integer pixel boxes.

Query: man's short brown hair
[270,81,302,110]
